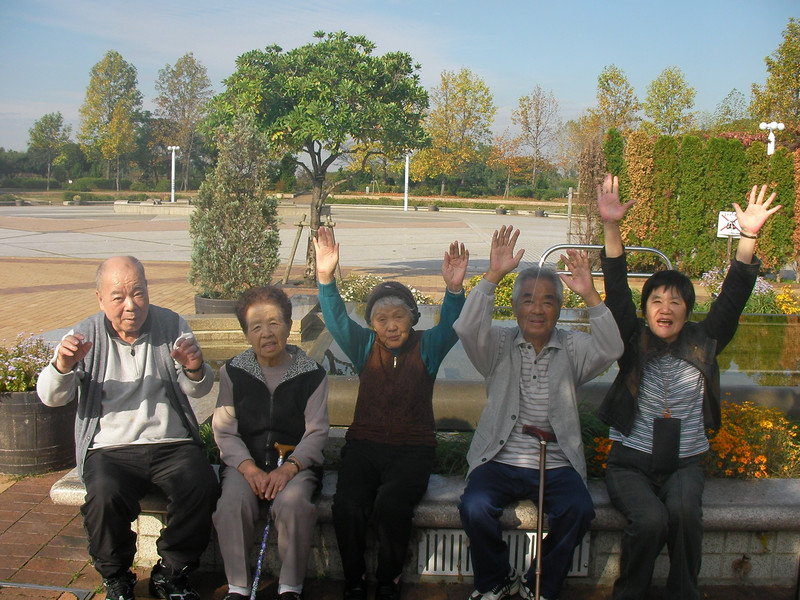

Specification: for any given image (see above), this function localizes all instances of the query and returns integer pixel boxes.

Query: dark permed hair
[235,286,293,333]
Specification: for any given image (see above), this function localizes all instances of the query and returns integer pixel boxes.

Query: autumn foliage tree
[512,85,559,190]
[412,67,495,197]
[78,50,142,189]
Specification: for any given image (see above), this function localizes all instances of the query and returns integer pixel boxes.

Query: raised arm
[733,184,781,265]
[442,240,469,293]
[313,226,339,285]
[485,225,525,284]
[597,174,636,258]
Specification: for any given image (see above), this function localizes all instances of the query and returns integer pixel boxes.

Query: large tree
[750,17,800,142]
[78,50,142,189]
[28,112,71,190]
[154,52,213,190]
[411,67,495,196]
[641,66,696,135]
[206,31,429,282]
[590,64,640,134]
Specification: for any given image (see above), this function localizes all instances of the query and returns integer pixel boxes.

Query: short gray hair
[511,267,563,307]
[369,295,415,325]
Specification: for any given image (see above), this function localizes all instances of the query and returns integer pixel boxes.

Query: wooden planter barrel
[0,391,77,475]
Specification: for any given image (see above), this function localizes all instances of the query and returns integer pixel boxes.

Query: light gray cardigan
[454,278,624,481]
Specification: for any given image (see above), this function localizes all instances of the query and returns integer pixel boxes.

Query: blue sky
[0,0,797,151]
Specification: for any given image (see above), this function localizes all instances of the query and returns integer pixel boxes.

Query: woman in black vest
[212,286,330,600]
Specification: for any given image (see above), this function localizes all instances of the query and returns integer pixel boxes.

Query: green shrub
[509,187,534,198]
[338,272,433,305]
[0,177,52,189]
[189,114,281,300]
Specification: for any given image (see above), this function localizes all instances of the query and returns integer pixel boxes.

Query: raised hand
[559,249,601,307]
[54,333,92,374]
[486,225,525,284]
[442,240,469,293]
[313,226,340,285]
[733,184,781,238]
[596,173,635,223]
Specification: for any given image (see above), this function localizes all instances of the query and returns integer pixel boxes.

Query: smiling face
[244,301,291,367]
[513,277,561,351]
[644,285,689,343]
[96,257,150,343]
[371,301,413,350]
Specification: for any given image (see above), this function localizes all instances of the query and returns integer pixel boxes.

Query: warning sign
[717,211,741,238]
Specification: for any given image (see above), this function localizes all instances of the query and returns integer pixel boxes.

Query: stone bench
[50,455,800,587]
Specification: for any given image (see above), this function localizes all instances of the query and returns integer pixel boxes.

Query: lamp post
[167,145,180,202]
[403,150,412,212]
[759,121,784,155]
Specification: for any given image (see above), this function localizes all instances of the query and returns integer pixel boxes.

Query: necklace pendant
[663,408,671,418]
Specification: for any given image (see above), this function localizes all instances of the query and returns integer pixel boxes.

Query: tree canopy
[750,17,800,138]
[28,112,71,191]
[591,65,640,135]
[642,66,696,136]
[206,30,430,281]
[155,52,214,190]
[78,50,142,189]
[411,67,496,196]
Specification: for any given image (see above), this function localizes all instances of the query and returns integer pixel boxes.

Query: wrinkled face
[513,278,560,349]
[645,285,688,343]
[371,304,413,350]
[96,259,150,342]
[244,302,291,366]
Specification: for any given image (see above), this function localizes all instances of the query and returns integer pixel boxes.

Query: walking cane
[522,425,557,600]
[250,442,296,600]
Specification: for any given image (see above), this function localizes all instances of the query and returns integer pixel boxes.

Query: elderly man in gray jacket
[37,256,218,600]
[455,226,623,600]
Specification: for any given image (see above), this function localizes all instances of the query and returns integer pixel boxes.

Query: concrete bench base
[50,468,800,587]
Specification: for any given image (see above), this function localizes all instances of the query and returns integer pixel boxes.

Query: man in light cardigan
[455,226,623,600]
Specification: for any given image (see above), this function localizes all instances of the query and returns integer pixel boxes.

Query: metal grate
[418,529,589,578]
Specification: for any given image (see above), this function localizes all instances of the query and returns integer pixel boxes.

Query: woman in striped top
[596,173,781,600]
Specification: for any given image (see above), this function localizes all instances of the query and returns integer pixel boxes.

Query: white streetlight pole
[167,146,180,202]
[759,121,784,155]
[403,150,412,212]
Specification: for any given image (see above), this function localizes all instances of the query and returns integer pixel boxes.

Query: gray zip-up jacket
[37,306,213,479]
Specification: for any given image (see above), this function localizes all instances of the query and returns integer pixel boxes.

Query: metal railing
[538,244,673,277]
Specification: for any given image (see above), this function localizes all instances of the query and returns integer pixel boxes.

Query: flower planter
[0,391,77,475]
[193,294,238,314]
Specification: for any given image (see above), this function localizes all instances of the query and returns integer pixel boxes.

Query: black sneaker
[278,592,303,600]
[103,570,137,600]
[222,593,249,600]
[376,581,400,600]
[148,560,200,600]
[343,580,366,600]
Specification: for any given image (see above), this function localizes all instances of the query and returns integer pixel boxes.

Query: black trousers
[605,443,705,600]
[81,441,219,579]
[332,439,435,585]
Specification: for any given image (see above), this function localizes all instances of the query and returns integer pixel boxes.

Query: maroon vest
[348,330,436,446]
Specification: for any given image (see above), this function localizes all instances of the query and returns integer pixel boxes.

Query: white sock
[278,583,303,595]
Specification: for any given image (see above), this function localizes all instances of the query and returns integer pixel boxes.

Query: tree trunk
[504,170,510,199]
[440,175,446,198]
[303,177,326,284]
